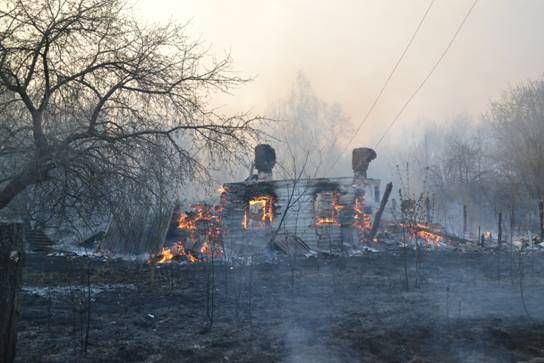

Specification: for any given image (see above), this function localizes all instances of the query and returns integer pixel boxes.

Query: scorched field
[16,249,544,362]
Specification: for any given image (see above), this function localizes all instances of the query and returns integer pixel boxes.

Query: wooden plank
[368,182,393,241]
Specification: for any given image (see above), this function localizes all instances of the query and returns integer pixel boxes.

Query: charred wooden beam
[368,182,393,241]
[416,224,473,245]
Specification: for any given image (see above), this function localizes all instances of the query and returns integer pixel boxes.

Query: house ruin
[220,145,382,255]
[155,144,386,264]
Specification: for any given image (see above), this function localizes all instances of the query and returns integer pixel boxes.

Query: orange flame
[353,195,372,231]
[174,204,224,261]
[414,223,443,246]
[152,242,200,264]
[151,187,228,265]
[315,192,343,226]
[242,213,249,230]
[315,217,340,226]
[177,204,217,230]
[200,240,224,257]
[242,195,274,229]
[249,196,274,222]
[157,247,174,263]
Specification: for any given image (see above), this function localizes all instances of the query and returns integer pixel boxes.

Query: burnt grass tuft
[17,250,544,362]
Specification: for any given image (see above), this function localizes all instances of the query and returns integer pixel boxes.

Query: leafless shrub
[396,163,433,289]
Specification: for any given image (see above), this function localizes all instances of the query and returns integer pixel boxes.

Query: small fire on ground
[153,242,200,264]
[398,223,444,247]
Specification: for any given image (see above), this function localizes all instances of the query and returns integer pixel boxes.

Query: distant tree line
[392,78,544,239]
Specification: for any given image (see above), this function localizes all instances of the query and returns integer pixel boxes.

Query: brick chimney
[254,144,276,181]
[352,147,376,179]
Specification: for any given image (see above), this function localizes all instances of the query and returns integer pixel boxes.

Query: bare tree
[269,72,351,178]
[0,0,260,231]
[485,78,544,201]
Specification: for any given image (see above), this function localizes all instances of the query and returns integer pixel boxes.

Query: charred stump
[0,223,24,363]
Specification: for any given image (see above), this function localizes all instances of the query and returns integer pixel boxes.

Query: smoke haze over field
[135,0,544,151]
[5,1,544,361]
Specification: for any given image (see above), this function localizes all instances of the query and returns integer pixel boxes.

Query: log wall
[221,177,381,254]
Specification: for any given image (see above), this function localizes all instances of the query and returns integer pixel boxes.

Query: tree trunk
[0,223,24,363]
[0,163,49,210]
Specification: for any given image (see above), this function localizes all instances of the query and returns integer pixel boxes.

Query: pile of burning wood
[378,221,457,248]
[148,203,224,264]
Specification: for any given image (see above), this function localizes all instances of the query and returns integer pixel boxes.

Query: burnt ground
[16,249,544,362]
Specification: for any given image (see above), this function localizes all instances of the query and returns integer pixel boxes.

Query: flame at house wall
[315,191,343,226]
[250,196,274,222]
[353,195,373,240]
[177,204,217,231]
[242,195,274,230]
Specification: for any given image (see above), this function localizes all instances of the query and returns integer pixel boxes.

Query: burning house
[151,144,458,264]
[220,146,382,255]
[153,145,384,262]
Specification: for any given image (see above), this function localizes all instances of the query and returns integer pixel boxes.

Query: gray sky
[135,0,544,149]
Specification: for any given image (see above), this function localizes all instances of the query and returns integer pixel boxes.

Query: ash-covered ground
[16,250,544,362]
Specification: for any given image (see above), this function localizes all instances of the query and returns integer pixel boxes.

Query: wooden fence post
[539,200,543,242]
[498,213,503,247]
[0,223,24,363]
[463,205,467,238]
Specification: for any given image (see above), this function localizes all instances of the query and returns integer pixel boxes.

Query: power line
[330,0,436,171]
[374,0,479,148]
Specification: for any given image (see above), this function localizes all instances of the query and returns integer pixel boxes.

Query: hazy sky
[135,0,544,149]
